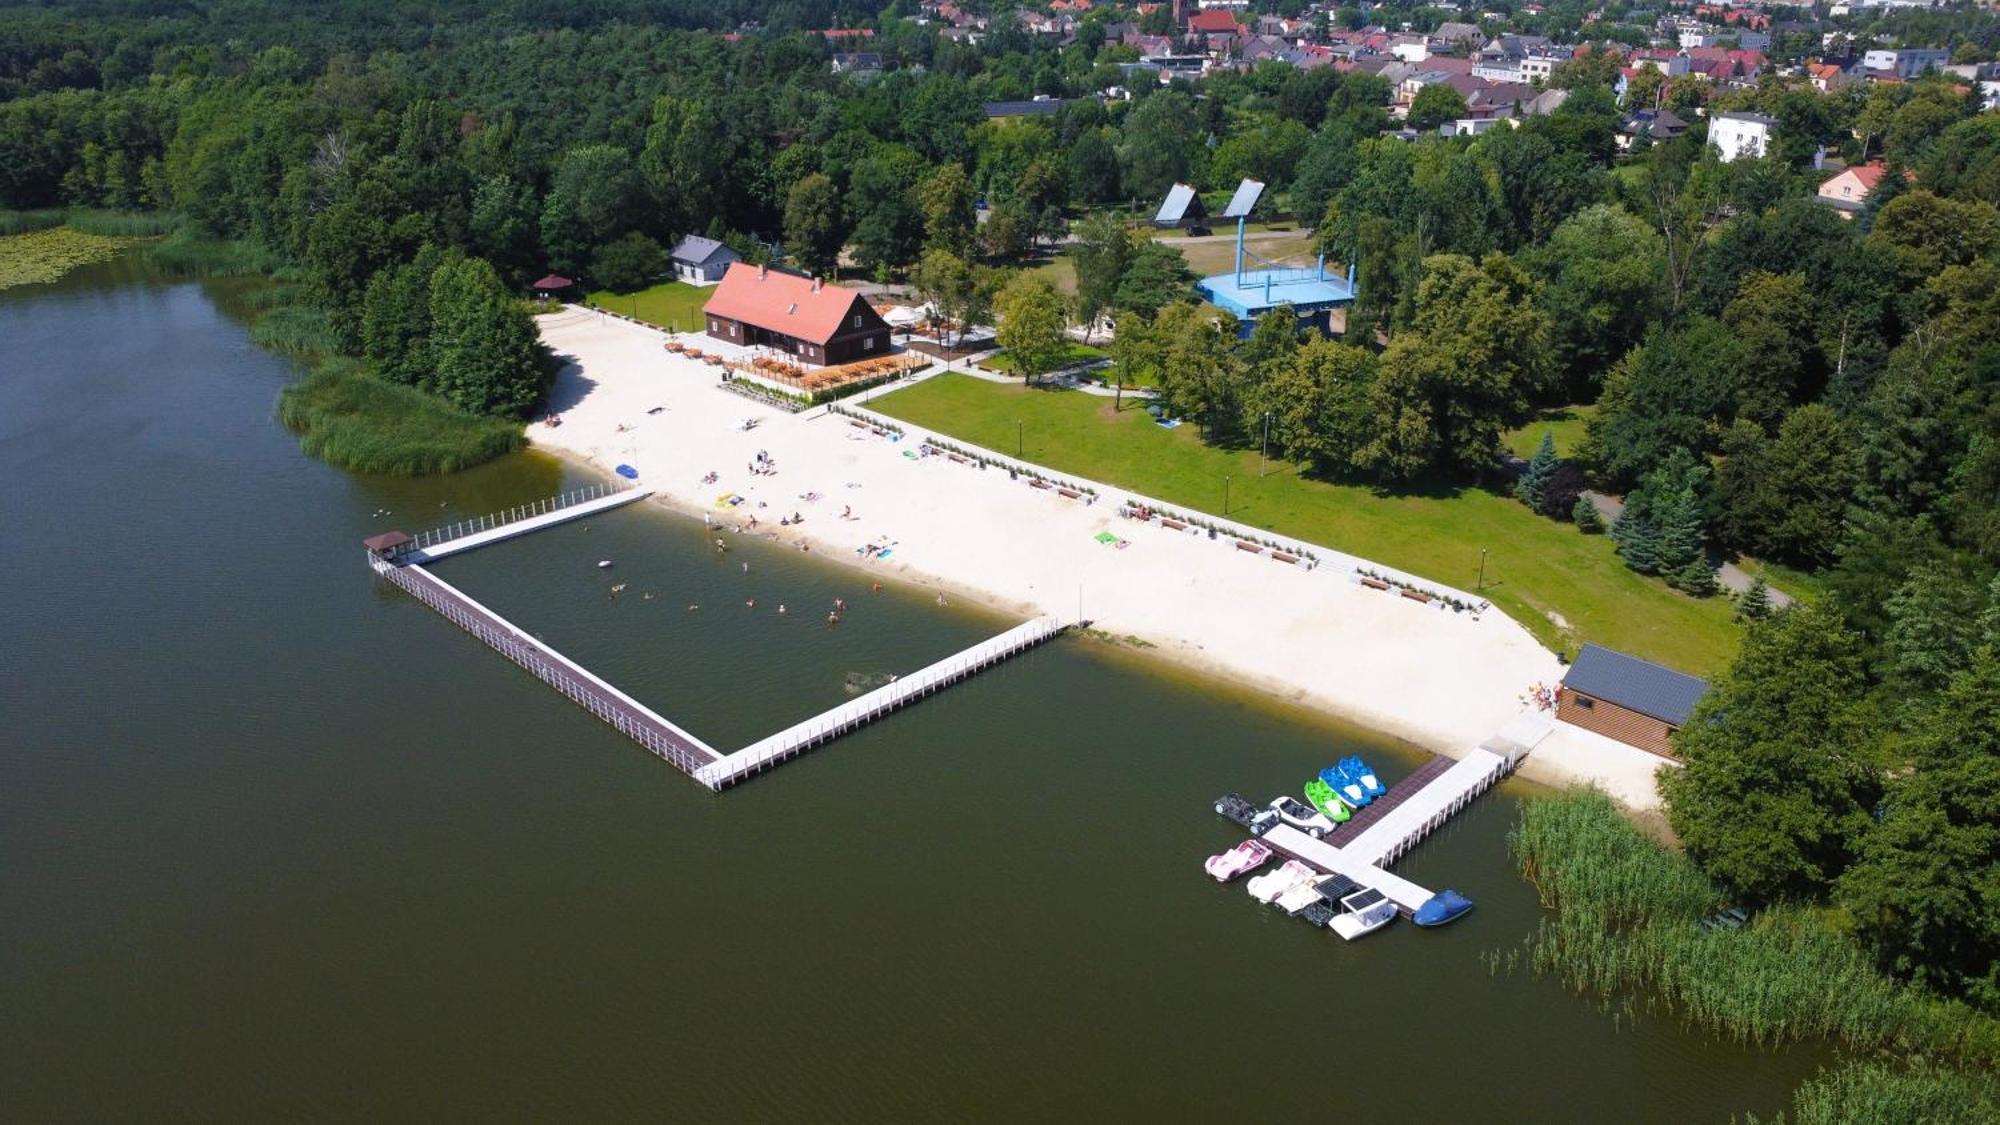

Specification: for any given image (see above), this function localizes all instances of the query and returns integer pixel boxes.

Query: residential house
[1817,161,1906,217]
[1709,110,1776,161]
[1617,108,1689,152]
[669,235,740,284]
[1863,47,1949,77]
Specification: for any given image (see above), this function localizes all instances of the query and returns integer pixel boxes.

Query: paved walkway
[1587,492,1796,608]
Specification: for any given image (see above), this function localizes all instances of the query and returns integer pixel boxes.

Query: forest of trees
[2,0,1997,1019]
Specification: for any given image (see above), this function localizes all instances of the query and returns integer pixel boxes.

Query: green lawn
[873,374,1746,675]
[584,280,712,332]
[980,342,1108,374]
[1504,404,1599,461]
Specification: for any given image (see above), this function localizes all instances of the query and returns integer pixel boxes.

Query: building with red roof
[701,263,892,366]
[1187,9,1241,35]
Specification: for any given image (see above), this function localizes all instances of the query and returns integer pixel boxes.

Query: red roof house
[1187,9,1241,35]
[700,263,892,366]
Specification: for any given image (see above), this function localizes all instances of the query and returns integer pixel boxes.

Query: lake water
[0,260,1823,1120]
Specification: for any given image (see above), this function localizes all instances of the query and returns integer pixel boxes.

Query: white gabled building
[1708,111,1776,162]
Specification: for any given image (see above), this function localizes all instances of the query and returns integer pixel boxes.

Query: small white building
[1708,111,1776,162]
[669,235,741,285]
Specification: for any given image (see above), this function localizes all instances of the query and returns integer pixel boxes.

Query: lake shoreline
[526,309,1670,810]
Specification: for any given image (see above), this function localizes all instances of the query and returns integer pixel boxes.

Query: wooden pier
[371,555,723,774]
[693,616,1069,790]
[1341,748,1514,868]
[1319,754,1455,849]
[367,489,1070,791]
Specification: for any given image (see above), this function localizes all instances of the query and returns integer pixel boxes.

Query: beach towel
[1094,532,1118,544]
[1155,418,1182,430]
[615,464,639,479]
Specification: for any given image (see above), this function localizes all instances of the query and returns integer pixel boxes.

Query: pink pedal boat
[1204,839,1274,882]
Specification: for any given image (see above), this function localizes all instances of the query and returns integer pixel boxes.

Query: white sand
[530,307,1668,803]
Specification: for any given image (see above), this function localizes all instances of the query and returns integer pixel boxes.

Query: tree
[1067,128,1122,205]
[784,173,845,279]
[1152,303,1245,437]
[994,274,1068,384]
[1573,496,1606,534]
[1581,317,1746,490]
[1723,271,1819,431]
[1119,89,1199,203]
[1736,576,1773,621]
[468,176,540,286]
[1713,406,1858,567]
[1070,212,1134,342]
[427,256,546,419]
[914,248,977,347]
[917,162,977,261]
[1661,605,1882,902]
[1881,566,1993,694]
[1524,204,1664,398]
[1356,253,1547,479]
[1867,191,2000,290]
[361,244,450,388]
[1266,337,1378,475]
[589,232,666,292]
[1613,449,1712,590]
[980,199,1032,260]
[849,144,928,276]
[1515,429,1558,513]
[1112,240,1194,320]
[1407,84,1469,132]
[1837,650,2000,1003]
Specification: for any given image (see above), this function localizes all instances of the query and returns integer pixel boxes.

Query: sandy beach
[530,307,1670,807]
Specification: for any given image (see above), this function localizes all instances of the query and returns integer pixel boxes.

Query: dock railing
[410,481,640,551]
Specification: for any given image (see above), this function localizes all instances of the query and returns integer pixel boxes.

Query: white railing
[694,616,1067,789]
[410,482,640,550]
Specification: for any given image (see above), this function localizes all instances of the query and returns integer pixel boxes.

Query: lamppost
[1224,474,1233,516]
[1478,547,1488,591]
[1259,411,1273,478]
[1016,419,1024,458]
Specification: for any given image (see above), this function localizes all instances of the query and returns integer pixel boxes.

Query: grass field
[1504,404,1599,460]
[873,374,1747,674]
[981,342,1108,374]
[585,280,712,332]
[1176,232,1319,277]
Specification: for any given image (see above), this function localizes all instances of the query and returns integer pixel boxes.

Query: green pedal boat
[1304,778,1351,823]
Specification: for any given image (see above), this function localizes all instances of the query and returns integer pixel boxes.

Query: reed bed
[0,209,67,235]
[278,359,523,475]
[62,209,181,237]
[249,303,341,356]
[145,233,281,277]
[1509,791,2000,1062]
[1744,1059,2000,1125]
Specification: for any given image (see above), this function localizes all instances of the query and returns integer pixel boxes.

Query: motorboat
[1204,839,1273,883]
[1303,779,1352,824]
[1213,792,1280,836]
[1318,764,1370,809]
[1247,860,1317,905]
[1413,889,1475,927]
[1274,874,1334,916]
[597,560,614,569]
[1329,887,1398,940]
[1267,795,1336,839]
[1341,755,1388,799]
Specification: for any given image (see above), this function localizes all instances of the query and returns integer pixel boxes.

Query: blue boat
[1341,755,1388,800]
[1413,889,1474,927]
[1318,764,1370,809]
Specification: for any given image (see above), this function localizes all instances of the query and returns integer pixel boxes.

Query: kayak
[1303,778,1351,823]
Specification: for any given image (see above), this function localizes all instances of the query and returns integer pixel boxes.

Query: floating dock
[367,486,1067,791]
[1230,734,1533,918]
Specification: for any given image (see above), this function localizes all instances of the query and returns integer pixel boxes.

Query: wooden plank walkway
[372,556,722,774]
[692,616,1069,790]
[1320,754,1455,849]
[1340,749,1513,868]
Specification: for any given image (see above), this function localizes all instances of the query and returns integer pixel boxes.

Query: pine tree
[1573,495,1606,533]
[1515,430,1557,513]
[1737,576,1773,620]
[1658,476,1713,593]
[1612,489,1663,572]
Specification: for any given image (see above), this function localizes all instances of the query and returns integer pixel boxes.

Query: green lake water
[0,261,1824,1120]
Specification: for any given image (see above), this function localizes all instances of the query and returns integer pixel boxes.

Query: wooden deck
[1321,755,1455,848]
